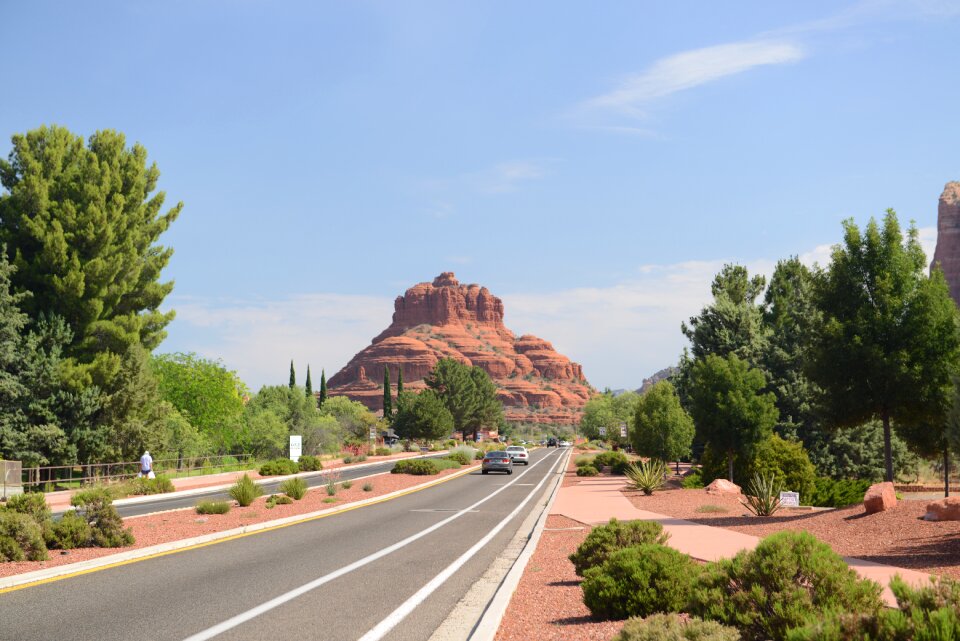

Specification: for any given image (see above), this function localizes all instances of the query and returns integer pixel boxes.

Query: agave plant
[741,472,784,516]
[625,459,668,495]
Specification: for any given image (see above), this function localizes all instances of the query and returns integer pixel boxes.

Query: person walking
[139,450,155,479]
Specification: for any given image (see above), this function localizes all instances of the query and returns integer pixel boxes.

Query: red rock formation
[328,273,592,424]
[931,182,960,303]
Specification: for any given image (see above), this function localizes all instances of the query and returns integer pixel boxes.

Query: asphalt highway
[1,447,568,641]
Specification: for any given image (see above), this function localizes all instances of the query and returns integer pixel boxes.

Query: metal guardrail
[20,454,257,492]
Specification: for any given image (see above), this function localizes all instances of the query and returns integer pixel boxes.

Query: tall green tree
[383,367,392,419]
[0,126,180,390]
[425,358,479,438]
[392,389,454,443]
[579,391,640,444]
[632,381,695,471]
[289,360,296,389]
[688,353,778,482]
[320,395,378,443]
[318,369,327,408]
[305,365,312,398]
[396,367,404,396]
[463,367,503,440]
[808,211,960,481]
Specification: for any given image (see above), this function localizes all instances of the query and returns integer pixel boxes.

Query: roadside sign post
[370,426,377,452]
[289,435,302,463]
[619,422,627,439]
[599,426,606,437]
[779,491,800,508]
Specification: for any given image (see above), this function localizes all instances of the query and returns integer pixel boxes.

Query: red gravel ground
[0,463,476,579]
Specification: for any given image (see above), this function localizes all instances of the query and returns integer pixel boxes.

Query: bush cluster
[594,451,631,474]
[392,459,441,475]
[229,474,264,506]
[577,465,599,477]
[127,475,175,495]
[681,468,705,489]
[280,477,308,500]
[613,614,740,641]
[298,455,323,472]
[258,459,300,476]
[342,454,368,464]
[195,500,231,515]
[569,518,669,576]
[0,511,48,561]
[374,447,392,456]
[446,450,473,466]
[807,478,871,508]
[71,488,135,548]
[265,494,294,509]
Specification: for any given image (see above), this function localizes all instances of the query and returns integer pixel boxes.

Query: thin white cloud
[472,160,549,194]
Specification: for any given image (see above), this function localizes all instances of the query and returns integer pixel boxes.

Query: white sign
[369,427,377,441]
[619,422,627,438]
[779,491,800,507]
[289,435,302,462]
[599,426,606,437]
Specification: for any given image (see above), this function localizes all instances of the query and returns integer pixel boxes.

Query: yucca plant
[280,477,308,500]
[741,472,784,516]
[625,459,668,495]
[229,474,264,507]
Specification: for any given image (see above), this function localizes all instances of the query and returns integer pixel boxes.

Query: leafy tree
[383,367,392,419]
[289,360,296,389]
[463,367,503,440]
[320,395,377,443]
[580,391,640,444]
[304,365,312,398]
[243,385,339,457]
[318,369,327,408]
[392,389,454,443]
[688,353,778,482]
[632,381,694,471]
[425,358,479,438]
[0,126,180,389]
[808,211,960,481]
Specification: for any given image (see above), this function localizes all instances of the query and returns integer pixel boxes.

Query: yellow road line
[0,464,478,595]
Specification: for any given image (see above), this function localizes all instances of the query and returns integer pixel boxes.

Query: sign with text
[619,422,627,438]
[289,435,302,462]
[599,426,606,437]
[370,427,377,441]
[779,491,800,507]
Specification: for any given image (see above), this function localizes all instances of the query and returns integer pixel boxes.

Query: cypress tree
[383,367,392,418]
[319,369,327,408]
[289,360,296,389]
[397,368,404,396]
[305,365,313,398]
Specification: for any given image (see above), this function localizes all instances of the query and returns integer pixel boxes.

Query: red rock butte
[328,272,593,424]
[932,181,960,304]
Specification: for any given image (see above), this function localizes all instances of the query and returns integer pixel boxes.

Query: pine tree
[397,368,404,396]
[305,365,313,398]
[289,360,296,389]
[383,367,392,419]
[318,369,327,408]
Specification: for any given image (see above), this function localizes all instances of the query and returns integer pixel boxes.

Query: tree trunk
[945,445,951,498]
[882,410,893,483]
[727,454,734,483]
[676,460,680,474]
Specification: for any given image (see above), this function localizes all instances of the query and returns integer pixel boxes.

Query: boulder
[863,482,896,514]
[924,496,960,521]
[705,479,741,496]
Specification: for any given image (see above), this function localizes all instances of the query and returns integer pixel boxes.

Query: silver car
[506,445,529,465]
[481,450,513,475]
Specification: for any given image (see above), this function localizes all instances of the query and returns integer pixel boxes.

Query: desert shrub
[740,473,784,517]
[47,510,91,550]
[446,451,473,466]
[280,477,308,500]
[128,475,175,495]
[342,480,353,489]
[392,459,441,475]
[298,455,323,472]
[445,439,458,448]
[890,575,960,611]
[265,494,293,508]
[71,488,134,548]
[614,614,741,641]
[0,511,48,561]
[258,458,300,476]
[577,465,599,477]
[594,451,630,471]
[323,497,338,503]
[695,505,729,514]
[575,455,596,468]
[807,478,871,508]
[688,530,883,641]
[5,492,52,525]
[355,454,368,462]
[682,468,705,489]
[342,455,354,464]
[374,447,391,456]
[569,518,669,576]
[626,459,668,495]
[475,449,486,460]
[195,500,231,515]
[582,544,700,620]
[362,483,373,492]
[229,474,264,507]
[747,435,816,502]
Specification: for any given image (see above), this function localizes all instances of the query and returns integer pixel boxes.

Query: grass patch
[195,500,231,515]
[695,504,729,513]
[322,497,339,503]
[341,480,353,490]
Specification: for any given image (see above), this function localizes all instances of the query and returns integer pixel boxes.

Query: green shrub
[807,478,871,508]
[128,475,175,495]
[626,459,668,495]
[298,455,323,472]
[374,447,391,456]
[362,483,373,492]
[5,492,52,525]
[575,455,596,468]
[326,478,338,496]
[701,436,816,500]
[355,454,367,462]
[475,449,486,460]
[577,465,599,477]
[0,511,48,561]
[446,451,473,466]
[342,480,353,489]
[695,505,729,514]
[71,488,134,548]
[569,518,669,576]
[689,530,883,641]
[740,472,784,517]
[594,451,630,471]
[280,477,308,500]
[582,544,700,620]
[47,510,91,550]
[342,455,354,464]
[614,614,742,641]
[195,501,231,515]
[265,494,294,508]
[392,459,442,475]
[682,468,705,489]
[229,474,264,507]
[258,458,300,476]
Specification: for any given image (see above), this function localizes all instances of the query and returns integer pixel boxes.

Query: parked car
[505,445,529,465]
[559,440,572,447]
[481,451,513,475]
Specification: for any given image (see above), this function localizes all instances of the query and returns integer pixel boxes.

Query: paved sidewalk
[551,475,935,607]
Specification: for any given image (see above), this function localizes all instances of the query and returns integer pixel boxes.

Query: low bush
[613,614,741,641]
[5,492,52,526]
[575,456,596,467]
[71,488,134,548]
[47,510,91,550]
[626,459,668,495]
[688,530,883,641]
[577,465,599,477]
[569,518,669,576]
[265,494,293,508]
[342,480,353,490]
[362,483,373,492]
[323,497,338,503]
[195,501,231,515]
[446,451,473,466]
[280,477,308,500]
[740,472,784,517]
[807,478,871,508]
[594,451,630,472]
[298,455,323,472]
[325,478,338,496]
[0,511,48,562]
[258,459,300,476]
[695,505,728,514]
[682,468,705,489]
[342,455,354,464]
[392,459,441,475]
[374,447,391,456]
[229,474,264,507]
[475,449,486,460]
[128,475,175,495]
[582,544,700,620]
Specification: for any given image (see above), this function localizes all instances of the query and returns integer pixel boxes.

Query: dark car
[547,438,558,447]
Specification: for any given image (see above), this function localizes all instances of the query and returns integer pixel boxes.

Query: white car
[505,445,529,465]
[559,440,572,447]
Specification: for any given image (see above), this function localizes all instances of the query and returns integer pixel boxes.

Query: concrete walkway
[551,475,936,607]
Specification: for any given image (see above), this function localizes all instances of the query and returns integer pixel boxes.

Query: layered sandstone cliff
[932,182,960,303]
[328,273,592,424]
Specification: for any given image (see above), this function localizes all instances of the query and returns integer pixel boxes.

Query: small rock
[924,496,960,521]
[60,550,69,556]
[705,479,741,495]
[863,482,896,514]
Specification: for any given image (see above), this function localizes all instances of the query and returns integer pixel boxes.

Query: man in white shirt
[140,451,155,479]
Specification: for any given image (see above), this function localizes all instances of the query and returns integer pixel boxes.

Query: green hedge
[258,459,300,476]
[392,459,441,475]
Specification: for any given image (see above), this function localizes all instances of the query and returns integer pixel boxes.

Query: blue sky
[2,1,959,391]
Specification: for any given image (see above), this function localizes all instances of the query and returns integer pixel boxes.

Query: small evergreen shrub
[626,459,668,495]
[48,510,91,550]
[577,465,599,477]
[0,511,48,561]
[298,455,323,472]
[265,494,294,508]
[71,488,134,548]
[195,501,231,515]
[392,459,441,475]
[258,459,300,476]
[5,492,52,525]
[362,483,373,492]
[342,455,354,464]
[325,479,338,496]
[374,447,391,456]
[613,614,741,641]
[682,468,705,489]
[569,518,669,576]
[355,454,367,462]
[446,451,473,466]
[475,449,486,460]
[688,530,883,641]
[807,478,871,508]
[582,544,700,620]
[342,480,353,489]
[280,477,308,500]
[322,497,338,503]
[229,474,264,507]
[128,475,175,495]
[594,451,630,471]
[746,435,817,504]
[575,456,596,468]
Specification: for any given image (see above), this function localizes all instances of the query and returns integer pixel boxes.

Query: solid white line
[180,450,560,641]
[358,451,568,641]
